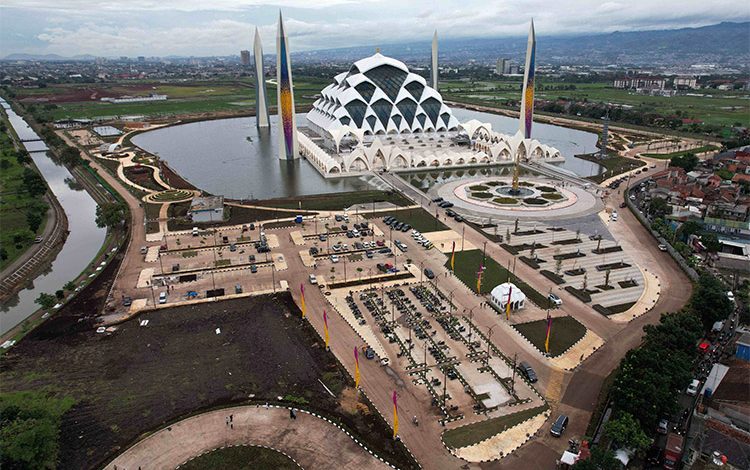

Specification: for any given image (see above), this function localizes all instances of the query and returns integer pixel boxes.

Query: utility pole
[511,352,518,394]
[461,226,465,252]
[442,367,448,407]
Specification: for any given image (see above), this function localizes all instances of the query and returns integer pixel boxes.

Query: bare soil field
[0,290,416,469]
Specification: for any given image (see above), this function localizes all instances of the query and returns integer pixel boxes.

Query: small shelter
[489,282,526,312]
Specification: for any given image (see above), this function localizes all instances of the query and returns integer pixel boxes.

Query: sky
[1,0,748,57]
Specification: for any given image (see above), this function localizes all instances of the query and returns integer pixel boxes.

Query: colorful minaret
[519,19,536,139]
[276,11,298,160]
[431,30,438,91]
[254,27,270,129]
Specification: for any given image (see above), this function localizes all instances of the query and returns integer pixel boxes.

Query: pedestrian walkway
[106,405,393,470]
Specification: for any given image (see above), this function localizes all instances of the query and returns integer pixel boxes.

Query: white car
[658,244,668,251]
[380,357,390,366]
[330,255,340,263]
[309,274,317,285]
[727,291,735,302]
[159,292,167,304]
[686,379,700,396]
[548,293,562,306]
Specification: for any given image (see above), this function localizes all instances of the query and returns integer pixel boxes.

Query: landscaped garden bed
[500,244,519,255]
[513,242,547,251]
[523,197,548,205]
[554,251,586,261]
[592,245,623,254]
[596,261,631,271]
[618,279,639,288]
[492,197,518,205]
[513,229,545,236]
[442,405,547,449]
[565,286,592,303]
[540,270,566,285]
[519,256,540,269]
[470,192,493,199]
[552,238,582,246]
[541,193,564,200]
[468,184,489,191]
[564,268,586,276]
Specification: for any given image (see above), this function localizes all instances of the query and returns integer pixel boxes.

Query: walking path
[106,405,393,470]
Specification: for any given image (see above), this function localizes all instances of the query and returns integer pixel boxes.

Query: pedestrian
[230,423,233,429]
[230,414,233,423]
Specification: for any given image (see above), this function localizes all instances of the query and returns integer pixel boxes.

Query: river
[132,110,602,200]
[1,100,106,335]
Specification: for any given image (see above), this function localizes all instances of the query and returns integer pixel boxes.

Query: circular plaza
[432,176,603,221]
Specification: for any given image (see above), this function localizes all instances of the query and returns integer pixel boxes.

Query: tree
[604,412,652,454]
[95,202,127,229]
[63,281,76,292]
[701,232,721,253]
[0,159,10,170]
[26,210,43,233]
[35,293,56,310]
[0,391,74,470]
[669,153,699,172]
[648,198,671,219]
[0,247,7,261]
[22,168,46,197]
[691,274,734,329]
[572,446,619,469]
[59,146,82,167]
[55,290,65,300]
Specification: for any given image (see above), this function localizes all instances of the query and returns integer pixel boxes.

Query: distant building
[240,50,251,66]
[100,94,167,104]
[137,56,145,63]
[674,76,699,89]
[613,76,666,91]
[189,196,224,223]
[495,58,508,75]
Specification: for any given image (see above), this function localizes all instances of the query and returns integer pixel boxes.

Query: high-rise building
[240,50,250,66]
[276,11,298,160]
[495,58,508,75]
[254,28,270,129]
[137,56,145,63]
[519,19,536,140]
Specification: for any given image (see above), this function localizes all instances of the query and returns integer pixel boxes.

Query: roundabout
[437,176,602,220]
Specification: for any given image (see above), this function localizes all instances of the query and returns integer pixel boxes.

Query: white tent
[489,282,526,311]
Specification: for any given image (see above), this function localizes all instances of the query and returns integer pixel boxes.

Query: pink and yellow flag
[476,262,484,294]
[323,309,329,349]
[506,285,513,320]
[545,311,552,354]
[354,347,360,389]
[300,284,306,318]
[450,241,456,271]
[392,391,399,439]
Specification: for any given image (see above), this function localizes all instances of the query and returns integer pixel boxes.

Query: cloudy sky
[1,0,747,57]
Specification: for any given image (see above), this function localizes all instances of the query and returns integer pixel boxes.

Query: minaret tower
[254,27,270,129]
[276,11,299,160]
[431,30,438,91]
[512,19,536,193]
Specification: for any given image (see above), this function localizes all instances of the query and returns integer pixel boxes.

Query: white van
[159,292,167,304]
[686,379,700,396]
[192,227,199,236]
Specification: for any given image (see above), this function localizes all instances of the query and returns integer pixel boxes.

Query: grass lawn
[180,445,299,470]
[445,250,547,307]
[641,145,719,159]
[513,315,587,357]
[442,405,547,448]
[366,207,448,233]
[0,122,49,270]
[577,153,646,183]
[256,189,412,212]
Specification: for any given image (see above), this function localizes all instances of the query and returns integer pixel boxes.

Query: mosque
[256,14,563,179]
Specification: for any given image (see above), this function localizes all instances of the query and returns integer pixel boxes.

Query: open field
[180,445,299,470]
[0,293,416,469]
[256,189,412,211]
[641,144,719,159]
[576,153,646,183]
[0,122,48,270]
[14,78,329,120]
[441,79,750,128]
[513,315,587,357]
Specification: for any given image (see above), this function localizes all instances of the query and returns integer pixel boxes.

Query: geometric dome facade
[307,52,460,135]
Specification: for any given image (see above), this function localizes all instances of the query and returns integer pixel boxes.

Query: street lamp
[486,325,498,361]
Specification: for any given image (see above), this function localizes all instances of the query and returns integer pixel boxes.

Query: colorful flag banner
[476,262,484,294]
[323,309,329,349]
[392,391,399,439]
[354,347,360,389]
[545,311,552,354]
[300,284,306,318]
[506,285,513,320]
[450,241,456,271]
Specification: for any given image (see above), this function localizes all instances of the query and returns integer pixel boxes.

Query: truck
[663,432,684,469]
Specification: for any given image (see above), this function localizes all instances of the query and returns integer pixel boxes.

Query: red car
[376,240,385,247]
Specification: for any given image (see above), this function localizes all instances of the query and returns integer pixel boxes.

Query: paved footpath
[106,405,393,470]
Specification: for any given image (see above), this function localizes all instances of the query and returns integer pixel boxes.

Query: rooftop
[190,195,224,212]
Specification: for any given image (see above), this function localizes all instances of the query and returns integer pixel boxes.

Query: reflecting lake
[132,109,602,200]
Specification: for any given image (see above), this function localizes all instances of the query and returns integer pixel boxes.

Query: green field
[445,249,547,307]
[576,153,646,183]
[441,79,750,128]
[257,189,412,212]
[180,445,299,470]
[0,121,49,270]
[15,78,329,120]
[641,145,719,159]
[442,405,547,448]
[513,315,587,357]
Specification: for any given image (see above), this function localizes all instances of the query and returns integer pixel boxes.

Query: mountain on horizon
[3,22,748,68]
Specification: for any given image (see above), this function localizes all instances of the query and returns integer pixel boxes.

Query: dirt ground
[0,293,416,470]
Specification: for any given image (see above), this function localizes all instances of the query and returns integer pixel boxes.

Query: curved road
[105,406,393,470]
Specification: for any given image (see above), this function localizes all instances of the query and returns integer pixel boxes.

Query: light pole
[423,340,429,366]
[486,325,498,361]
[448,286,461,317]
[271,264,276,293]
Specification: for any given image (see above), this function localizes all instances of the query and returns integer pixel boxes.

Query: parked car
[548,293,562,306]
[550,415,569,437]
[424,268,435,280]
[158,292,167,304]
[250,264,258,273]
[330,255,340,263]
[657,419,669,435]
[432,197,444,203]
[309,274,317,285]
[235,284,243,294]
[518,361,538,383]
[686,379,700,396]
[122,296,132,307]
[454,216,464,223]
[658,244,668,251]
